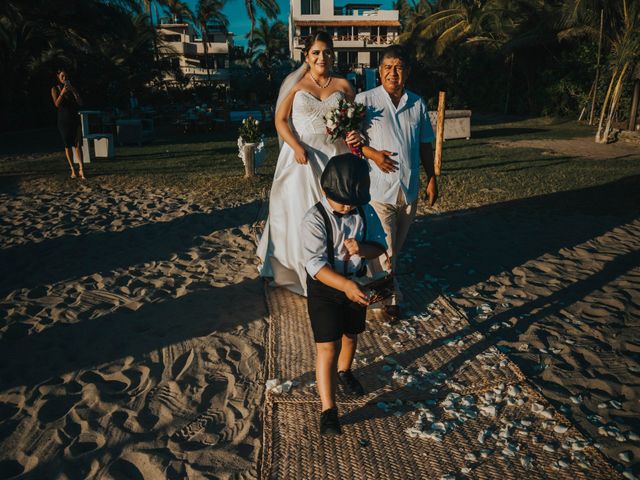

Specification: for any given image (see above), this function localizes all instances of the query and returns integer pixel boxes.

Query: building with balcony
[157,20,233,86]
[289,0,400,72]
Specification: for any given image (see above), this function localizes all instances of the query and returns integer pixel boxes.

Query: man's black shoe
[320,407,341,435]
[338,370,365,396]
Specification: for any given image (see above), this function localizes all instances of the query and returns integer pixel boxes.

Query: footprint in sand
[100,452,164,480]
[0,400,22,423]
[63,432,106,460]
[36,394,82,423]
[0,453,38,479]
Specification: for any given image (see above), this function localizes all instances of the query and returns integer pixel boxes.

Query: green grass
[1,118,638,210]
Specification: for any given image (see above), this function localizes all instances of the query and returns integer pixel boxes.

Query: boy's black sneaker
[320,407,341,435]
[338,370,365,396]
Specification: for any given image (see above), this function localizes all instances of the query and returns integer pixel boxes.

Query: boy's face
[326,197,356,215]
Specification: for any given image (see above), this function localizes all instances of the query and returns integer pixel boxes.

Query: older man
[358,45,438,320]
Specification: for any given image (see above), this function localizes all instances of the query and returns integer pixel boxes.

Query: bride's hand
[345,130,363,147]
[294,145,308,165]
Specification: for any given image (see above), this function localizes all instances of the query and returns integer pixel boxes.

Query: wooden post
[243,143,256,178]
[434,91,446,176]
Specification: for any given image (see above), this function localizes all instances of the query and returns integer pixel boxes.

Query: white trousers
[369,190,418,306]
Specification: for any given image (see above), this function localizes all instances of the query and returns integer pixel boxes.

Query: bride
[257,31,361,296]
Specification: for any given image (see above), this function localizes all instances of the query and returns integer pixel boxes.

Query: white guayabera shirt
[356,86,435,205]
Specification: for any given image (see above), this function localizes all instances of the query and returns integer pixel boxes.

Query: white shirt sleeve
[301,210,331,279]
[420,99,435,143]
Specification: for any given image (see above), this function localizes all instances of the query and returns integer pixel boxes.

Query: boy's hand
[343,280,369,306]
[343,238,360,256]
[370,150,398,173]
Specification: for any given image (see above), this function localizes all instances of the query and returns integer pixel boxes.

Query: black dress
[56,85,81,148]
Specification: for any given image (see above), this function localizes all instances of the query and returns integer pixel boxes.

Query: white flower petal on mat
[520,455,533,469]
[569,395,582,404]
[597,402,607,409]
[281,380,293,393]
[609,399,623,409]
[619,451,633,463]
[507,385,521,397]
[623,470,640,480]
[464,453,477,462]
[501,448,515,457]
[531,403,544,413]
[540,409,554,419]
[627,432,640,441]
[478,429,491,444]
[440,474,456,480]
[543,444,556,452]
[554,425,569,434]
[558,458,570,468]
[266,379,279,391]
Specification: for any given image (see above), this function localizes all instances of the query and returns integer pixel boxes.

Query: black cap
[320,153,371,206]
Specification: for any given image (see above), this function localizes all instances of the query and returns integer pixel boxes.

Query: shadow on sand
[0,201,260,297]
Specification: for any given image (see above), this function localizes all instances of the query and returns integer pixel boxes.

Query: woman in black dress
[51,69,85,179]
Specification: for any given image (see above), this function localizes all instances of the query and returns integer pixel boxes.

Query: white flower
[347,108,355,118]
[242,119,247,124]
[254,119,259,125]
[326,120,336,130]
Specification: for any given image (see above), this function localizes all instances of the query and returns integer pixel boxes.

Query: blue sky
[184,0,394,47]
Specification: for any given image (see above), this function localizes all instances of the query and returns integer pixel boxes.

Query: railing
[294,35,397,45]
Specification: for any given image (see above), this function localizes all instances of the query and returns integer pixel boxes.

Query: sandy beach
[0,133,639,479]
[0,179,267,479]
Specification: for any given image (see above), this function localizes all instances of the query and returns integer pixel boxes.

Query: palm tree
[248,18,288,73]
[594,0,640,142]
[160,0,193,23]
[394,0,436,34]
[195,0,228,81]
[244,0,279,55]
[410,0,506,57]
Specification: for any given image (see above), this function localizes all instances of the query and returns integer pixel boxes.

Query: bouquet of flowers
[237,115,265,170]
[238,115,261,143]
[324,99,367,157]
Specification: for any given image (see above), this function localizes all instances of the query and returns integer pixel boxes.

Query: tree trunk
[202,23,211,84]
[629,78,640,131]
[601,62,630,143]
[504,53,514,115]
[595,67,619,143]
[589,9,604,126]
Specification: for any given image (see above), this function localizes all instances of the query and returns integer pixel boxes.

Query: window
[301,0,319,15]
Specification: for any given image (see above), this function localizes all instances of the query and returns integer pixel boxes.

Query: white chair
[73,110,115,164]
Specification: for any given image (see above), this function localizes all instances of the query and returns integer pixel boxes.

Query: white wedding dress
[257,90,349,296]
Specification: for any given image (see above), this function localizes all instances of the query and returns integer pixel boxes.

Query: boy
[302,153,387,435]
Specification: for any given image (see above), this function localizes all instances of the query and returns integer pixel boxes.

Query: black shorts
[306,275,366,343]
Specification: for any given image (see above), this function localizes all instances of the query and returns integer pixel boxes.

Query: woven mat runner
[260,285,619,479]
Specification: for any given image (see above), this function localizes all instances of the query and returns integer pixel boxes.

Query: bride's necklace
[309,72,332,89]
